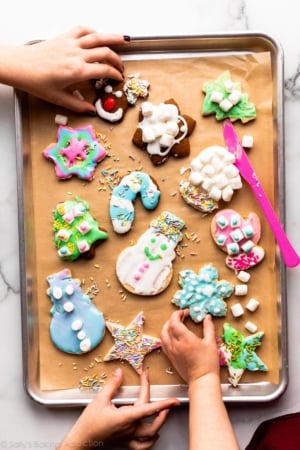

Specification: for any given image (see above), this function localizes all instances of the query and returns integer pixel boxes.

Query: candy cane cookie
[109,171,161,234]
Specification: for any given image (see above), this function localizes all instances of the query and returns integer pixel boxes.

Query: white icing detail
[115,90,123,98]
[80,338,92,352]
[53,287,63,300]
[71,319,83,331]
[63,301,74,312]
[104,85,113,93]
[65,284,75,296]
[95,99,124,122]
[77,330,86,340]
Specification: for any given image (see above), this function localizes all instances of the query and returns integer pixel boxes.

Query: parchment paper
[22,50,280,391]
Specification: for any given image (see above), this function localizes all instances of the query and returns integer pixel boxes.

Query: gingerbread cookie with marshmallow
[116,211,185,295]
[132,98,196,165]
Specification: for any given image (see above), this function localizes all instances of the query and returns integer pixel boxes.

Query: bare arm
[0,26,130,113]
[160,310,240,450]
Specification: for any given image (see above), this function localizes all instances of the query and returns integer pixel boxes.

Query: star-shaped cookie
[103,312,161,374]
[218,323,268,387]
[172,264,234,323]
[43,125,107,181]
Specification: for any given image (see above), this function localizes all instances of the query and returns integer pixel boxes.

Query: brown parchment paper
[22,50,281,392]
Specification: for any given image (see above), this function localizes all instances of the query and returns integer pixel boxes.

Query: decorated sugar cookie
[46,268,105,355]
[43,125,107,181]
[53,197,108,261]
[179,145,242,213]
[132,98,196,165]
[94,74,150,123]
[211,209,265,271]
[109,171,161,234]
[116,211,185,295]
[202,70,256,123]
[218,323,268,387]
[104,311,161,374]
[172,264,234,323]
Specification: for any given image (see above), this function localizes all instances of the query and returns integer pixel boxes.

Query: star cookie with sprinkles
[103,311,161,374]
[218,323,268,387]
[43,125,107,181]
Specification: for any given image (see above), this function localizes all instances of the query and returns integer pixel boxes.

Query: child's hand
[58,367,180,450]
[2,26,129,113]
[160,309,220,384]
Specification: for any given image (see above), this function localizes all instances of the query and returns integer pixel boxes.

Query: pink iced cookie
[43,125,107,181]
[211,209,264,270]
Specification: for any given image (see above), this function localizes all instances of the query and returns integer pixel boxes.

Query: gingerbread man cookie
[116,211,185,295]
[94,74,150,123]
[43,125,107,181]
[211,209,265,271]
[132,98,196,165]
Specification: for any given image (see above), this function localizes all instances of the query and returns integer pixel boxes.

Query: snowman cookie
[211,209,265,271]
[46,268,105,355]
[116,211,185,295]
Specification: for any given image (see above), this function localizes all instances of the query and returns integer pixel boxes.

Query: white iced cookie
[116,211,185,295]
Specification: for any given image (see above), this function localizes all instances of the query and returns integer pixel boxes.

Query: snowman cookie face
[116,211,185,296]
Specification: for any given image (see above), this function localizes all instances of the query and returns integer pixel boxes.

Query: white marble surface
[1,1,300,448]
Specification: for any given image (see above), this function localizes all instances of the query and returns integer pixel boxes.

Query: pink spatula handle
[248,174,300,268]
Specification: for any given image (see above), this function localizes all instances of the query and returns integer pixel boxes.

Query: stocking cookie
[43,125,107,181]
[172,264,234,323]
[116,211,185,295]
[218,322,268,387]
[179,145,242,213]
[202,70,256,123]
[132,98,196,165]
[211,209,265,271]
[46,268,106,355]
[109,171,161,234]
[53,197,108,261]
[94,74,150,123]
[104,311,161,374]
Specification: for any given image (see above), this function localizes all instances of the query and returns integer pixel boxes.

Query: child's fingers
[134,371,150,406]
[94,367,124,402]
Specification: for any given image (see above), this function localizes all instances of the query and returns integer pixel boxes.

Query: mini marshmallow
[241,240,254,253]
[227,242,240,255]
[221,185,234,202]
[242,135,254,149]
[219,99,233,112]
[230,228,244,242]
[55,114,68,126]
[211,90,224,103]
[231,303,244,317]
[228,89,242,105]
[245,321,258,333]
[235,284,248,296]
[63,301,74,313]
[246,298,260,312]
[230,214,241,227]
[209,186,222,201]
[224,80,233,92]
[216,215,228,229]
[237,270,251,283]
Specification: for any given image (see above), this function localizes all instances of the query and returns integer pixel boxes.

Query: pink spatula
[223,119,300,268]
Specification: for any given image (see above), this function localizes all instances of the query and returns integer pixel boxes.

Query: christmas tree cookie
[53,197,108,261]
[202,70,256,123]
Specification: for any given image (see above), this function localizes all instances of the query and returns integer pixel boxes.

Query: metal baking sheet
[15,32,287,406]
